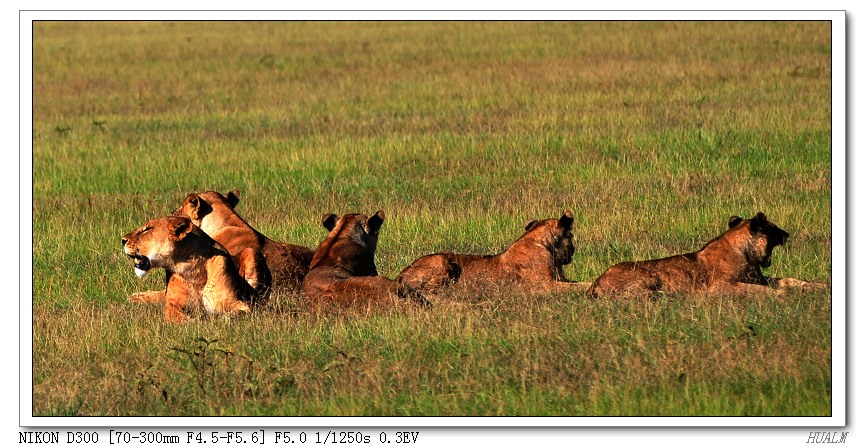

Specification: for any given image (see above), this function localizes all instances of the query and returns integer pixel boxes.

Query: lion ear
[183,194,202,219]
[749,212,768,232]
[322,213,338,231]
[367,210,385,233]
[728,215,743,228]
[170,217,193,241]
[524,220,539,232]
[226,189,241,209]
[558,211,574,230]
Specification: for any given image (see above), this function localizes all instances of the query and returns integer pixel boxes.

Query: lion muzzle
[126,252,152,279]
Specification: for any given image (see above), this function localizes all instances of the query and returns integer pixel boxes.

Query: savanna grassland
[30,21,833,417]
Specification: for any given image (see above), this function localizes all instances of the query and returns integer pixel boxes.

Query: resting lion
[130,189,314,304]
[396,211,590,295]
[301,211,429,308]
[173,189,314,293]
[122,216,258,322]
[587,212,829,298]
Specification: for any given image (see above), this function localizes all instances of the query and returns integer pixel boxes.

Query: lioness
[122,216,257,322]
[173,190,314,293]
[588,212,829,298]
[301,211,429,308]
[396,211,590,295]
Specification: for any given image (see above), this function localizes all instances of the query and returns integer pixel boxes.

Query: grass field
[30,21,832,417]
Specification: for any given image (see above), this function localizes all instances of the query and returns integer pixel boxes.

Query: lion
[122,216,259,322]
[173,189,314,292]
[301,211,430,308]
[587,212,829,299]
[129,189,314,304]
[396,211,591,295]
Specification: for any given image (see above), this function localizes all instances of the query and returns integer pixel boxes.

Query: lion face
[307,211,386,275]
[524,211,576,266]
[172,189,240,228]
[321,211,385,253]
[728,212,789,268]
[122,216,193,278]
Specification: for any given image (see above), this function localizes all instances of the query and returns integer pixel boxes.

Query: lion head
[172,189,240,229]
[522,210,576,267]
[121,216,196,278]
[727,212,789,269]
[309,211,386,274]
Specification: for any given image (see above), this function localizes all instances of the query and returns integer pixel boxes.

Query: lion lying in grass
[130,189,314,304]
[122,216,258,322]
[396,211,590,295]
[173,189,314,293]
[588,212,829,299]
[301,211,430,309]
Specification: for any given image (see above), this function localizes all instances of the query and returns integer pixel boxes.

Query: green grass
[31,21,832,416]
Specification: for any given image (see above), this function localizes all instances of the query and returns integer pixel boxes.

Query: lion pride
[129,189,313,304]
[301,211,429,308]
[588,212,829,298]
[396,211,590,295]
[122,216,258,322]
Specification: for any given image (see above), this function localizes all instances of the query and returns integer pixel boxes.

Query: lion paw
[129,290,164,304]
[778,278,808,288]
[233,302,251,314]
[778,278,830,291]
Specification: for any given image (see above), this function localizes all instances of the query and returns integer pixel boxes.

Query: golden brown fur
[397,211,590,295]
[301,211,429,309]
[172,190,314,294]
[129,189,291,304]
[588,212,829,298]
[122,216,257,322]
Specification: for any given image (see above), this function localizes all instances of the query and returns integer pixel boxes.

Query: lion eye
[141,227,151,233]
